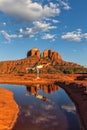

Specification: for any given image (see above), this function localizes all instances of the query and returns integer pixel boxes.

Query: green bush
[63,68,74,74]
[17,71,25,76]
[54,66,87,74]
[73,67,87,74]
[47,68,52,74]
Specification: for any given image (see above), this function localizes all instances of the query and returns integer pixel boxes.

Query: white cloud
[0,22,6,26]
[58,0,71,10]
[1,30,23,41]
[0,0,60,22]
[61,29,87,42]
[19,28,23,33]
[42,104,53,110]
[33,21,57,32]
[42,33,56,40]
[3,22,6,26]
[1,30,11,41]
[61,32,81,42]
[0,0,72,42]
[82,33,87,39]
[17,21,57,39]
[52,19,60,23]
[1,21,57,41]
[19,27,37,38]
[61,104,76,113]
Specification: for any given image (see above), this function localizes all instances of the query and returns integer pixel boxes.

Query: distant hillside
[0,48,87,75]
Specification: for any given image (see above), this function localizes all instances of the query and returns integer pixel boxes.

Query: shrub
[63,68,74,74]
[47,68,52,74]
[17,71,25,76]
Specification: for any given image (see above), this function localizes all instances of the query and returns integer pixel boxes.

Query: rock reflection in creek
[12,84,80,130]
[25,84,59,101]
[20,85,68,130]
[15,84,68,130]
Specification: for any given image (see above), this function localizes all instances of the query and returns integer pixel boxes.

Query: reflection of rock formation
[26,85,37,95]
[43,84,59,94]
[26,84,59,95]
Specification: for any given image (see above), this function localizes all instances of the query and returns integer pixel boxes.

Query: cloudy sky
[0,0,87,67]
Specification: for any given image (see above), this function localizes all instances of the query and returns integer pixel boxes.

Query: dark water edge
[0,83,82,130]
[56,81,87,130]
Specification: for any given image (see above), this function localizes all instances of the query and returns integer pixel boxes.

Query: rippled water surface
[0,84,81,130]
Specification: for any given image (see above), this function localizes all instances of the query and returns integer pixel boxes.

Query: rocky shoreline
[55,81,87,130]
[0,88,19,130]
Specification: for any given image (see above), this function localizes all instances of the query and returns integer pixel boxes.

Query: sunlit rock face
[52,51,62,61]
[43,49,53,59]
[27,48,62,62]
[27,48,41,58]
[43,49,62,64]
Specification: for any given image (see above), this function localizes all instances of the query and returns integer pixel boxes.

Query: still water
[0,84,81,130]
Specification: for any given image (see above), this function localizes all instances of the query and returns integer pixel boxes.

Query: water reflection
[0,84,80,130]
[61,104,76,113]
[14,84,69,130]
[26,84,59,94]
[25,84,59,101]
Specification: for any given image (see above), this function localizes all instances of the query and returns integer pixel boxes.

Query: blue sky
[0,0,87,67]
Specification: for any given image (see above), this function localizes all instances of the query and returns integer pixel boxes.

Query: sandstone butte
[0,88,19,130]
[0,48,86,75]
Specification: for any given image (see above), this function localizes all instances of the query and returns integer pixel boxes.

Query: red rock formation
[43,49,62,63]
[0,48,85,74]
[35,50,41,59]
[52,51,62,62]
[43,49,49,58]
[27,48,41,58]
[48,50,53,59]
[43,49,52,58]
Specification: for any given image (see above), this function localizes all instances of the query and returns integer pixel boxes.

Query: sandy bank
[0,73,87,86]
[0,88,19,130]
[0,73,75,85]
